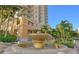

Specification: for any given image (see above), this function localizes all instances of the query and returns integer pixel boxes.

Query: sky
[48,5,79,30]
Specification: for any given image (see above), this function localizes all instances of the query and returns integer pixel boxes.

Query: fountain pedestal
[29,33,49,48]
[33,38,44,48]
[17,16,29,48]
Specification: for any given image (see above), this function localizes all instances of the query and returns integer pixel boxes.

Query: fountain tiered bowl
[29,33,50,48]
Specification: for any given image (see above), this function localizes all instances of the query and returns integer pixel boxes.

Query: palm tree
[51,20,74,47]
[0,5,22,37]
[41,25,48,33]
[51,29,60,39]
[56,20,73,38]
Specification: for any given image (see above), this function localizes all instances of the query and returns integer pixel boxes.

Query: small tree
[52,20,74,48]
[0,5,22,37]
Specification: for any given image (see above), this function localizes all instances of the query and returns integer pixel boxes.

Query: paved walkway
[3,44,78,54]
[0,41,79,54]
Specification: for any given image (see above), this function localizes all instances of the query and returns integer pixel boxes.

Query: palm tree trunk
[4,17,9,37]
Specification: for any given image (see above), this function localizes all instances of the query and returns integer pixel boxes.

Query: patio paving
[0,40,79,54]
[2,44,78,54]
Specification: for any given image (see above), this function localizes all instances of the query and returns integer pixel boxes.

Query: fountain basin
[29,33,50,48]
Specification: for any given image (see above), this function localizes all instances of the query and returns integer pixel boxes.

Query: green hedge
[0,33,17,42]
[65,40,74,48]
[55,38,75,48]
[63,39,74,48]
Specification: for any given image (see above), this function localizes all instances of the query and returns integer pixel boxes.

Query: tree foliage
[0,5,22,37]
[0,5,22,19]
[51,20,75,48]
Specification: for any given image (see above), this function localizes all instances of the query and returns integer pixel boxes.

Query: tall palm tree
[54,20,74,47]
[41,25,49,33]
[56,20,73,38]
[0,5,22,37]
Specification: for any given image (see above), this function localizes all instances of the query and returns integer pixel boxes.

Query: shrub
[64,39,74,48]
[66,41,74,48]
[0,33,17,42]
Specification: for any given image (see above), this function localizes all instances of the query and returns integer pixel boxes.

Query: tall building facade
[33,5,48,29]
[77,28,79,33]
[21,5,48,29]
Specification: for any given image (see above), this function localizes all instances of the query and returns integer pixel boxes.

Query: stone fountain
[29,33,51,48]
[17,16,29,48]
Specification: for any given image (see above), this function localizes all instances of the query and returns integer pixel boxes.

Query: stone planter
[29,33,49,48]
[54,43,58,48]
[33,40,44,48]
[17,38,29,48]
[18,43,27,48]
[53,43,61,48]
[33,42,44,48]
[32,37,45,49]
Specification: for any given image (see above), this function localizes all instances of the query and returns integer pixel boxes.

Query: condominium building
[33,5,48,29]
[20,5,48,29]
